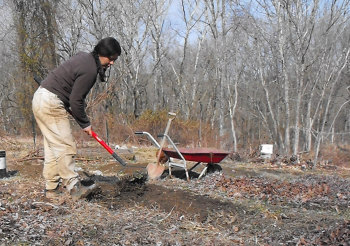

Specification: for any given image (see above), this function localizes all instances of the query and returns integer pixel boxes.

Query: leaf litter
[1,143,350,245]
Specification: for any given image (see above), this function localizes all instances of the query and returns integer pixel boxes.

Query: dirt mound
[88,174,241,225]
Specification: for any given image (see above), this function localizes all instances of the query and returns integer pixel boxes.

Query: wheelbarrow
[134,131,230,181]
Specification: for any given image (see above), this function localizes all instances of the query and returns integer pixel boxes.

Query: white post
[260,144,274,159]
[0,150,6,178]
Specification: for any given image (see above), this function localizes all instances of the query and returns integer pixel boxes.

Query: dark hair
[91,37,121,82]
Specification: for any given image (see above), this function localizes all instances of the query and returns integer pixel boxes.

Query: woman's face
[99,54,119,69]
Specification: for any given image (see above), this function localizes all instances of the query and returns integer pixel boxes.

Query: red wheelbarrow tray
[162,147,230,164]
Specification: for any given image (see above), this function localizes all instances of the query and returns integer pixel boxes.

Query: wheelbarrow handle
[134,131,161,148]
[91,131,127,166]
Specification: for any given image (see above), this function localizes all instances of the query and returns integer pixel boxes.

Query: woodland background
[0,0,349,165]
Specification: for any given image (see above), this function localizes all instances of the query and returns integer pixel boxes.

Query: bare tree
[2,0,349,160]
[55,0,86,58]
[10,0,59,133]
[0,1,17,133]
[148,0,172,111]
[240,0,350,159]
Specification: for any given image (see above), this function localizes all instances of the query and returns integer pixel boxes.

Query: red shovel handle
[91,130,127,166]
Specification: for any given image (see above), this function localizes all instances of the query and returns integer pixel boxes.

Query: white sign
[0,157,6,169]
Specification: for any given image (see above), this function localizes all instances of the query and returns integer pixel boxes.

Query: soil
[1,138,350,245]
[88,174,240,224]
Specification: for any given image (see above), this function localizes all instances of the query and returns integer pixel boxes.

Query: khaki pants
[32,87,78,191]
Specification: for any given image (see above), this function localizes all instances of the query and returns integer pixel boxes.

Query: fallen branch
[15,156,44,162]
[32,201,61,209]
[159,206,175,222]
[15,156,98,162]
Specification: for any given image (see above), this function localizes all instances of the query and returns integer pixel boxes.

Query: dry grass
[1,137,350,245]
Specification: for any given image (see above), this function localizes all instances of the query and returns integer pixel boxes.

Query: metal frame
[135,131,193,181]
[134,131,161,148]
[135,131,221,181]
[160,134,190,181]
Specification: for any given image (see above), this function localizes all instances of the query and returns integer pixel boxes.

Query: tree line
[0,0,349,164]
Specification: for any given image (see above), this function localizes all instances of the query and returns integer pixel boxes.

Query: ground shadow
[162,163,222,180]
[0,170,18,179]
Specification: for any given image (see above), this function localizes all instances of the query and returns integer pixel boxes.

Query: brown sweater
[41,52,98,128]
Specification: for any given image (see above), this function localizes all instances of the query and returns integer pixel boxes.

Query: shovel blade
[146,163,165,179]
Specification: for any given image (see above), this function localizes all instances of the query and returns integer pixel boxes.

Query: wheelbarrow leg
[189,162,201,172]
[190,162,208,180]
[185,168,190,181]
[198,165,208,179]
[169,164,173,178]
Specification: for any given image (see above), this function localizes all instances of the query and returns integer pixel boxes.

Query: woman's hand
[83,125,92,136]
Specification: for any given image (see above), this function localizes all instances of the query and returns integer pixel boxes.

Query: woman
[32,37,121,200]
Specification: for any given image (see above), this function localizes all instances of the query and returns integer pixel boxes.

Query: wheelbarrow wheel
[207,164,222,174]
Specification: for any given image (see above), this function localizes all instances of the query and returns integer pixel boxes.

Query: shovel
[146,112,176,179]
[91,131,127,166]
